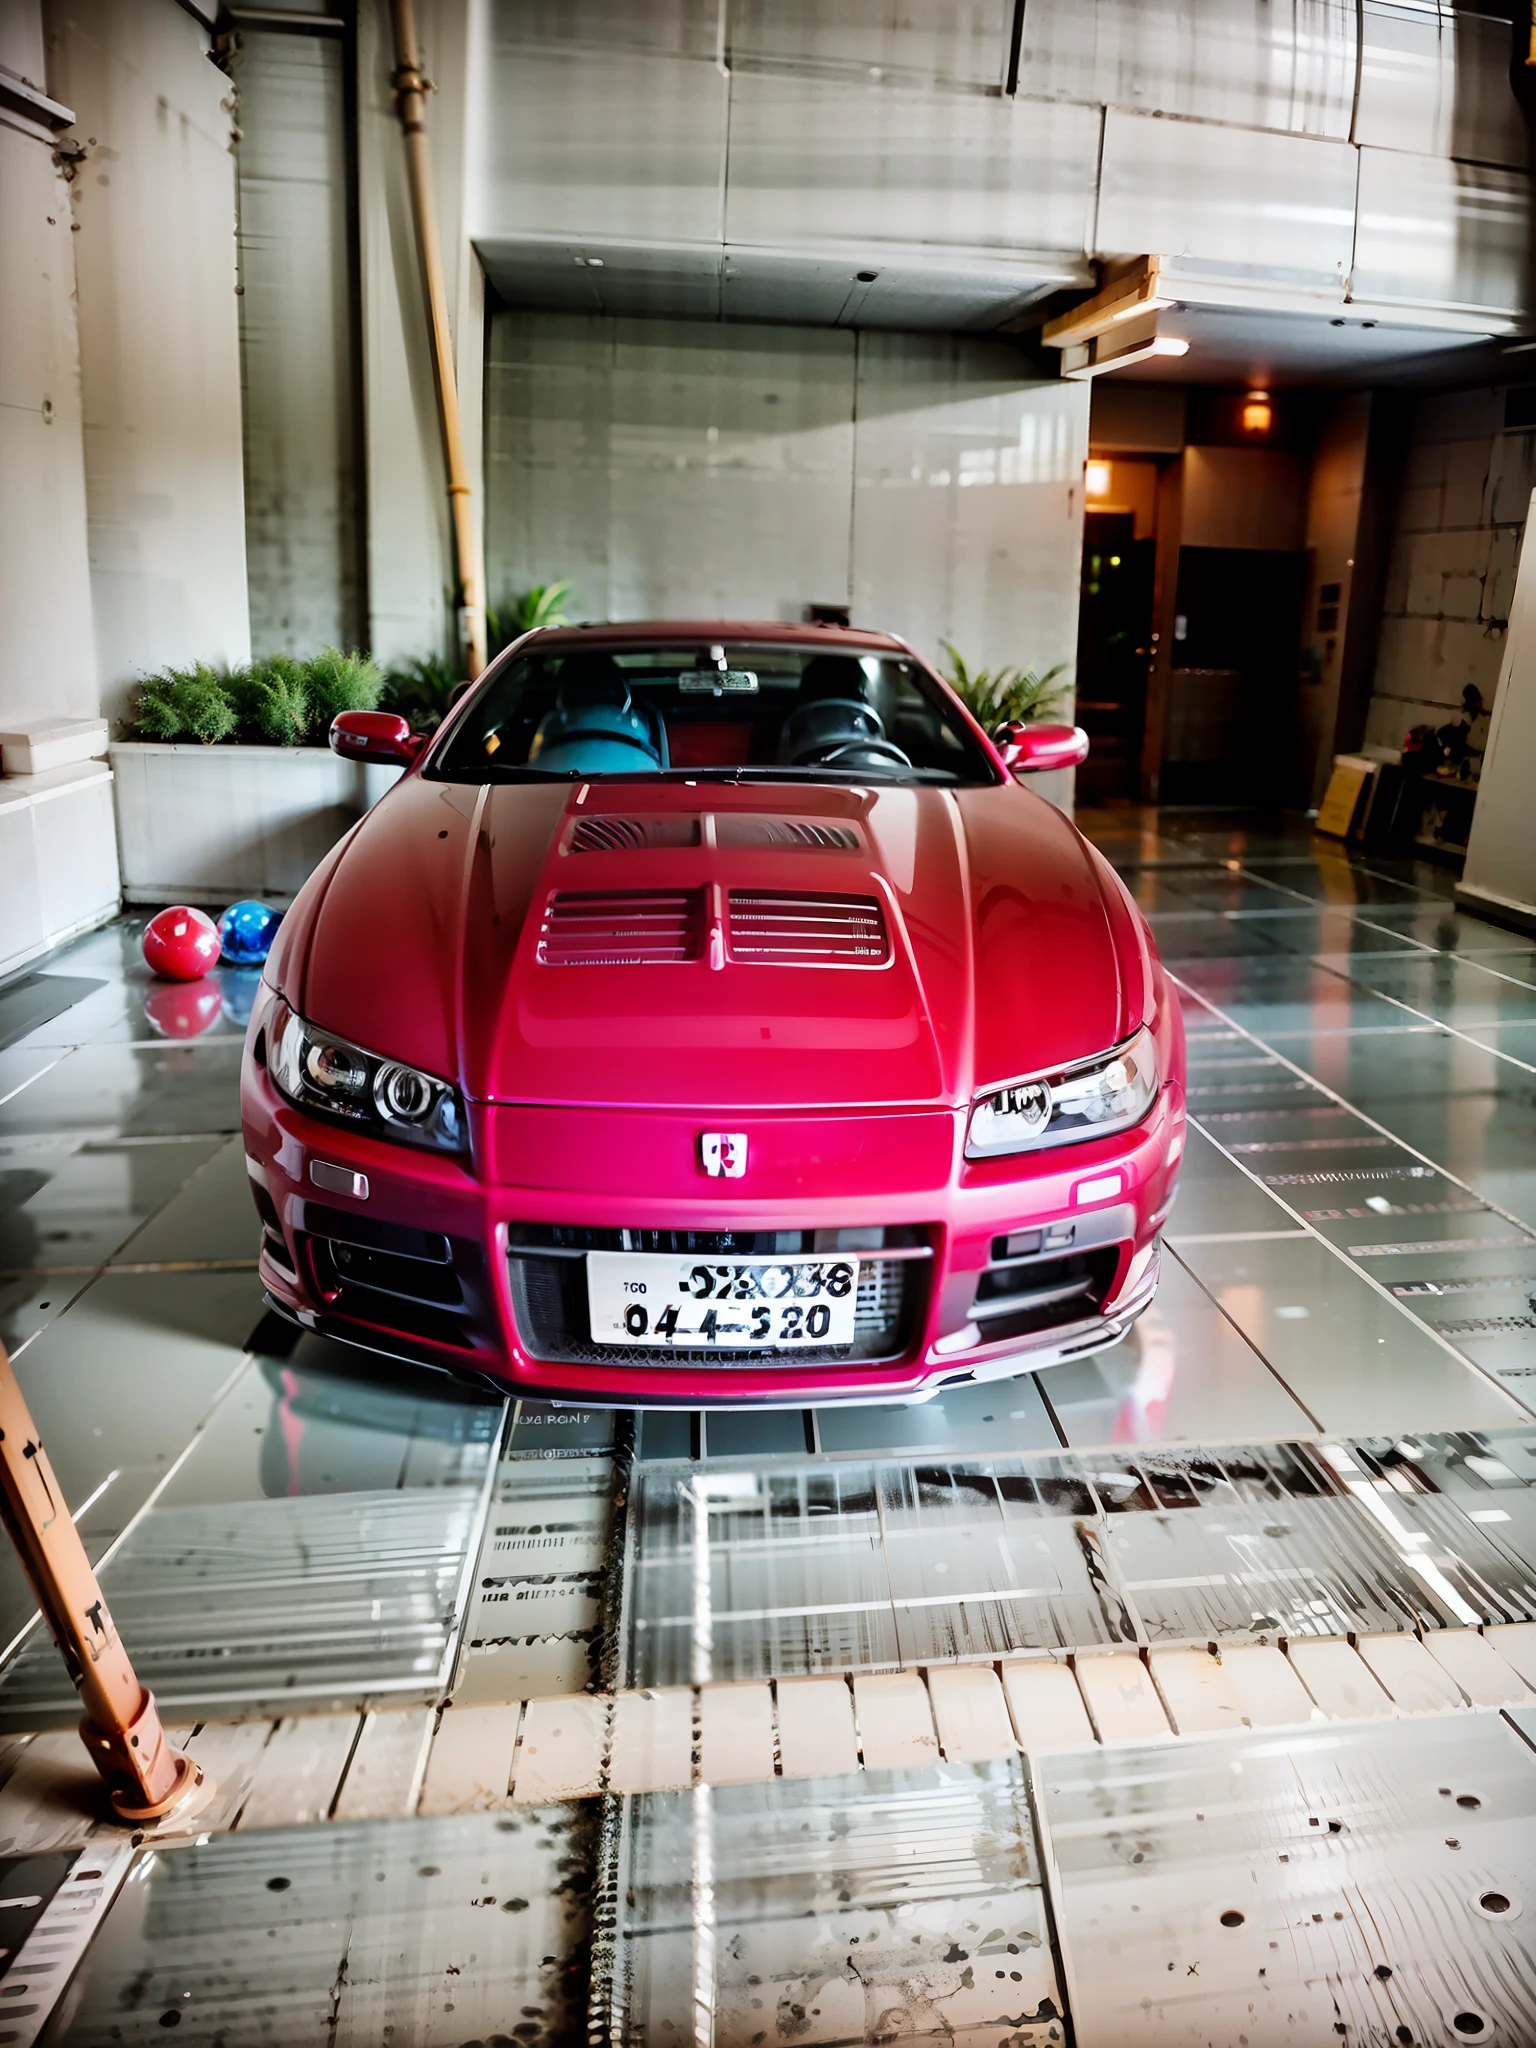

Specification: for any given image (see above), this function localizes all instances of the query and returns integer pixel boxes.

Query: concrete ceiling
[1111,300,1520,389]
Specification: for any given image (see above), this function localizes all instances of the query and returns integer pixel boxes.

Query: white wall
[485,311,1088,689]
[0,8,97,729]
[46,0,251,723]
[233,29,362,656]
[1365,386,1527,753]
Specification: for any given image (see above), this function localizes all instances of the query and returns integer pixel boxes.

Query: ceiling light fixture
[1241,389,1273,433]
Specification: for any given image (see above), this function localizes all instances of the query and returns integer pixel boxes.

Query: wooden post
[0,1341,206,1823]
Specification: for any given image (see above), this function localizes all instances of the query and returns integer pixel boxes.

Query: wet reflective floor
[1,817,1535,2043]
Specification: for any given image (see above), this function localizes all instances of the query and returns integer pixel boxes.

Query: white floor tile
[851,1672,939,1769]
[926,1664,1016,1761]
[1075,1653,1172,1743]
[774,1676,859,1779]
[1000,1658,1096,1753]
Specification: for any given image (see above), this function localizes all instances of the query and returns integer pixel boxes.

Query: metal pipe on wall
[389,0,486,678]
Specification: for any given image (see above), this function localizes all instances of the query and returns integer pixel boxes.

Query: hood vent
[716,816,861,852]
[728,891,889,966]
[539,890,703,966]
[566,815,699,854]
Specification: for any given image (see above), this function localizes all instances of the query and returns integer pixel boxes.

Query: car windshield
[425,641,997,787]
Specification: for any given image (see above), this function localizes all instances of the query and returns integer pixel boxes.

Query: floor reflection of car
[241,623,1185,1406]
[255,1353,498,1497]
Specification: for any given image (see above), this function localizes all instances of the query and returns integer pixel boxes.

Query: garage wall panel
[233,29,363,657]
[726,0,1012,91]
[486,313,857,627]
[1019,0,1357,139]
[474,38,727,249]
[47,0,251,721]
[1353,149,1531,317]
[485,311,1086,698]
[1096,109,1357,289]
[1355,2,1526,170]
[0,121,97,729]
[850,334,1088,684]
[724,73,1101,266]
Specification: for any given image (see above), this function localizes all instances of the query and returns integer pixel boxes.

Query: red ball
[143,979,224,1039]
[143,905,222,981]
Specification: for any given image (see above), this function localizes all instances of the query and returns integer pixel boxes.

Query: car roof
[527,621,915,655]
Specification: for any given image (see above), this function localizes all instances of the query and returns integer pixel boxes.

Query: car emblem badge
[700,1132,747,1178]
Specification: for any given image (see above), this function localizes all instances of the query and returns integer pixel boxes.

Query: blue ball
[218,899,281,966]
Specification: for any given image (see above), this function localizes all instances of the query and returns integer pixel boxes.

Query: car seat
[778,653,910,770]
[528,653,667,775]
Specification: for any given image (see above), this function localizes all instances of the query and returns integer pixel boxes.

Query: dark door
[1161,546,1305,805]
[1074,511,1156,804]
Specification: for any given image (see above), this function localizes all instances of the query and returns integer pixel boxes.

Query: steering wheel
[815,738,913,769]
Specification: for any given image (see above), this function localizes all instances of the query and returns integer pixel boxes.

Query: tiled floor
[2,818,1536,2043]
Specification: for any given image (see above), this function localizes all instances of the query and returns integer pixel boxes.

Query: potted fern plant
[940,644,1071,735]
[109,648,395,906]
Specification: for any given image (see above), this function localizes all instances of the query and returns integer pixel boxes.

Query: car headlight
[268,1002,465,1154]
[966,1027,1158,1159]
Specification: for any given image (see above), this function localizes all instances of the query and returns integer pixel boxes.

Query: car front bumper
[242,1051,1185,1406]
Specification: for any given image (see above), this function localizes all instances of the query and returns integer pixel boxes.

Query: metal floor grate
[605,1763,1064,2046]
[31,1812,593,2047]
[0,1488,490,1728]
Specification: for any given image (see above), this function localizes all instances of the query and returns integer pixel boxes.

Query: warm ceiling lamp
[1085,460,1112,499]
[1242,389,1274,433]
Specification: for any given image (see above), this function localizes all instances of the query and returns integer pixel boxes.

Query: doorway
[1074,509,1156,804]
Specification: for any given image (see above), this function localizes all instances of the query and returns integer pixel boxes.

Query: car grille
[725,891,889,965]
[506,1223,926,1368]
[538,889,704,965]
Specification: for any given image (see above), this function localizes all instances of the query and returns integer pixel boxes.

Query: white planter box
[0,762,122,979]
[108,742,401,907]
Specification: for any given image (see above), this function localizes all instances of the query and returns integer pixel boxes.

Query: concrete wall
[485,311,1088,691]
[351,0,484,668]
[46,0,250,724]
[1364,387,1528,753]
[233,28,363,657]
[1,5,96,731]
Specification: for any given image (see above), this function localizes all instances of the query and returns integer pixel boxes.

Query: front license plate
[585,1252,859,1349]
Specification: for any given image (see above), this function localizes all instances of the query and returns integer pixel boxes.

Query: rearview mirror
[996,721,1090,776]
[329,710,425,766]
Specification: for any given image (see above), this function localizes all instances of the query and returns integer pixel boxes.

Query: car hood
[287,777,1145,1112]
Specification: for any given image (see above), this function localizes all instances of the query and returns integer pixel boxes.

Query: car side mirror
[996,721,1090,776]
[449,681,474,707]
[329,710,425,766]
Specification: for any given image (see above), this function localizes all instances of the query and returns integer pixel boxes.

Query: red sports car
[241,623,1185,1406]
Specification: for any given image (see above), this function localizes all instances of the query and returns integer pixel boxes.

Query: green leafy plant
[489,580,575,655]
[227,654,310,746]
[941,644,1070,731]
[304,646,384,728]
[380,652,462,733]
[131,663,238,745]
